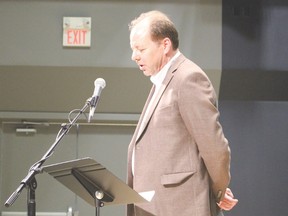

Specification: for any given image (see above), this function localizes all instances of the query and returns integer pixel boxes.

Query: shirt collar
[150,51,181,88]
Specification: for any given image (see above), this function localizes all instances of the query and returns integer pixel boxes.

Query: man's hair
[129,10,179,50]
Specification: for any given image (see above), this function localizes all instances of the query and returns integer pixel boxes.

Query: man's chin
[142,70,152,77]
[142,71,150,76]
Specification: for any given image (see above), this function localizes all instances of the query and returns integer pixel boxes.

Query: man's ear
[163,37,172,54]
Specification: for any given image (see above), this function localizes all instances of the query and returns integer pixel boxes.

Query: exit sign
[63,17,91,47]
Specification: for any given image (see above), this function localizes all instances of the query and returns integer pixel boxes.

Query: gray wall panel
[220,101,288,216]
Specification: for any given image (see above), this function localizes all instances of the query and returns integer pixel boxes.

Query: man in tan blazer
[127,11,238,216]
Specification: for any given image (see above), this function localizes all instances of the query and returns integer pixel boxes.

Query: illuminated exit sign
[63,17,91,47]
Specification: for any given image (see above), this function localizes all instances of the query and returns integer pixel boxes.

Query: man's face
[130,23,166,76]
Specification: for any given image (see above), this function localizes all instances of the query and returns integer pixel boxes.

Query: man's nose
[131,50,140,61]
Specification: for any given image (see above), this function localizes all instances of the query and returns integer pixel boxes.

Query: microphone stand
[4,97,94,216]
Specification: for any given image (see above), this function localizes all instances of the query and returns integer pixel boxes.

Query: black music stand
[42,157,146,216]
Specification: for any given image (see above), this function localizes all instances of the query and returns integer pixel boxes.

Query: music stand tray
[42,157,146,207]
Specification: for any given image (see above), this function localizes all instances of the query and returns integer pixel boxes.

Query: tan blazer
[127,54,231,216]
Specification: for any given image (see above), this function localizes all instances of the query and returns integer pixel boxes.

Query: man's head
[129,11,179,76]
[129,11,179,50]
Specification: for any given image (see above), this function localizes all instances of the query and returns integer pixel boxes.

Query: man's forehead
[130,24,150,42]
[131,18,150,34]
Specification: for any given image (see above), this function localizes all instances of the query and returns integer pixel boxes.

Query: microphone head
[95,78,106,89]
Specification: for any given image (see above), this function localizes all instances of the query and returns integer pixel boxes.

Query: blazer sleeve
[178,69,231,201]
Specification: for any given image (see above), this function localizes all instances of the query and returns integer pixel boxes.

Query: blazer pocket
[161,171,195,186]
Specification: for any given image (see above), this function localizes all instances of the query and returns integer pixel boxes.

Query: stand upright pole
[27,178,37,216]
[95,192,104,216]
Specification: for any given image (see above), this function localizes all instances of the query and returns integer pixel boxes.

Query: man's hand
[217,188,238,211]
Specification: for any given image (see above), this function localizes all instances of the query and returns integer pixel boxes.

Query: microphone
[88,78,106,122]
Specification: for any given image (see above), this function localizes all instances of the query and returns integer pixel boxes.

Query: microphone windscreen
[95,78,106,89]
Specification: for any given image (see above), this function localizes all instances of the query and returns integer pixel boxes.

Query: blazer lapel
[134,85,155,142]
[135,68,174,143]
[135,54,186,143]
